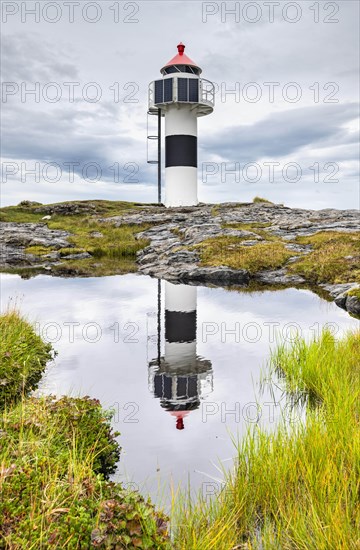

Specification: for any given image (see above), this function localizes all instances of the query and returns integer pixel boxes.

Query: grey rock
[322,283,360,315]
[0,222,71,267]
[254,269,306,285]
[334,293,347,309]
[34,202,97,216]
[321,283,357,299]
[345,295,360,316]
[179,266,250,285]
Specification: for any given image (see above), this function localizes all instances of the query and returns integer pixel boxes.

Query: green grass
[173,330,360,549]
[193,237,293,273]
[0,311,53,409]
[289,231,360,284]
[0,311,170,549]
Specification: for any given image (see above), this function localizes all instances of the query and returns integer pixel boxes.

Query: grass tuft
[252,196,273,204]
[0,310,53,409]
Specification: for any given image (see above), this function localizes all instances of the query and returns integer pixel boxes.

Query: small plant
[252,196,273,204]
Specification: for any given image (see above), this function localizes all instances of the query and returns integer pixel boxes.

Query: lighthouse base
[165,166,198,207]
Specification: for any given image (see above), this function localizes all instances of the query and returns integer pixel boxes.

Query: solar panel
[164,78,173,102]
[178,78,188,101]
[154,80,163,104]
[189,79,199,102]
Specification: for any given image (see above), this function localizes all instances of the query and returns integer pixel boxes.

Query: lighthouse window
[164,65,200,75]
[164,66,178,74]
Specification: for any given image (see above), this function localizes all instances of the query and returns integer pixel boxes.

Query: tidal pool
[1,273,358,505]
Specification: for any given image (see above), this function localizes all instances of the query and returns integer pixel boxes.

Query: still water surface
[1,273,358,505]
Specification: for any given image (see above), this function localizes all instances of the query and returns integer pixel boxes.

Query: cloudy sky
[1,0,359,209]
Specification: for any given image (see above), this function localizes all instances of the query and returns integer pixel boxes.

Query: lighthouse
[148,282,213,430]
[148,43,215,207]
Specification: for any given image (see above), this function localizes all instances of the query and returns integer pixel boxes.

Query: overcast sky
[1,0,359,209]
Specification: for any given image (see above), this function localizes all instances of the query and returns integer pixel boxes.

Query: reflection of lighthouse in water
[148,281,213,430]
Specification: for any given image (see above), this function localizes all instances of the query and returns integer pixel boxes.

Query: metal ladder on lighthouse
[147,108,162,204]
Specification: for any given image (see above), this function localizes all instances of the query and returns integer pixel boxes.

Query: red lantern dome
[161,43,202,75]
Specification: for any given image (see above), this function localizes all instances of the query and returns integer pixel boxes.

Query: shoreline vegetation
[0,311,170,549]
[173,329,360,549]
[1,311,359,548]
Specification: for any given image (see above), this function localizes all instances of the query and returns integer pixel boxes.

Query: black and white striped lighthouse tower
[148,43,215,207]
[148,282,213,430]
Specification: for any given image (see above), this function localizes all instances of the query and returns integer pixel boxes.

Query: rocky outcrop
[0,222,71,268]
[1,202,359,315]
[33,202,99,216]
[321,283,360,316]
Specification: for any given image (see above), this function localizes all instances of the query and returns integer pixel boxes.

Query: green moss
[289,231,360,284]
[193,237,293,273]
[24,245,52,257]
[0,311,53,409]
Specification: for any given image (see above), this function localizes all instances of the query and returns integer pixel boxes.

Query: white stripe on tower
[165,103,198,207]
[164,282,197,367]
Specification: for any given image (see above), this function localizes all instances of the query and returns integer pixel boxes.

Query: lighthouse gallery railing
[148,78,215,110]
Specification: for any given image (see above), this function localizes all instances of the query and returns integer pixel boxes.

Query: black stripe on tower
[165,310,196,343]
[165,135,197,168]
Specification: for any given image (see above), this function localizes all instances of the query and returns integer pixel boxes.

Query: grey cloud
[2,33,79,81]
[201,103,359,163]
